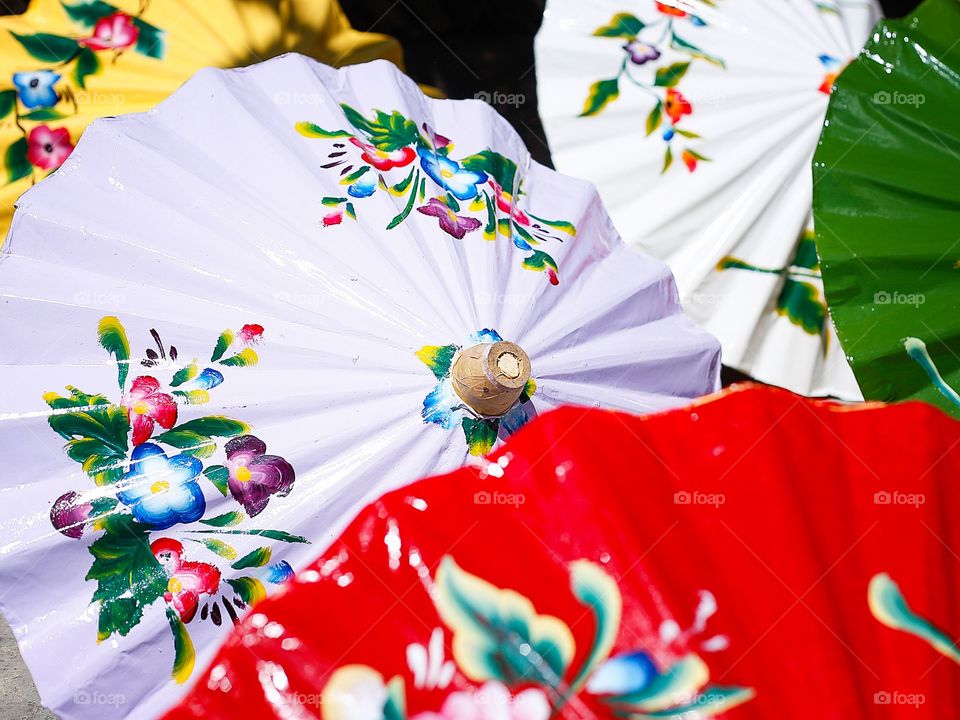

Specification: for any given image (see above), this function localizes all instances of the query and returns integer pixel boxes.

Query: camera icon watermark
[874,491,925,508]
[474,90,526,108]
[873,290,925,307]
[674,490,725,508]
[474,490,525,508]
[873,90,925,107]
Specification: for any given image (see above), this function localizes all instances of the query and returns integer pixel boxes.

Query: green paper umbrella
[813,0,960,418]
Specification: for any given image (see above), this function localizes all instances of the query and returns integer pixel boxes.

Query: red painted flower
[123,376,178,446]
[237,324,264,344]
[664,88,693,124]
[26,125,74,170]
[682,149,698,172]
[80,12,140,51]
[152,538,221,623]
[349,137,416,171]
[322,210,343,227]
[488,179,530,226]
[655,2,689,17]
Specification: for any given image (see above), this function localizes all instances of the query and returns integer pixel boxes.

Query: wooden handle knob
[451,341,531,418]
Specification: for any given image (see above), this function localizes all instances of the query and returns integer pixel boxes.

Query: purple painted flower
[224,435,295,517]
[624,41,661,65]
[417,198,482,239]
[50,490,93,539]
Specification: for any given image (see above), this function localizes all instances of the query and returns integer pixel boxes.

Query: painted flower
[418,147,487,200]
[123,376,178,445]
[412,682,550,720]
[682,149,698,172]
[80,12,140,51]
[819,54,842,95]
[50,490,93,539]
[347,172,377,198]
[488,179,530,225]
[116,443,205,529]
[349,136,416,171]
[655,1,705,24]
[26,125,74,171]
[586,651,660,696]
[664,88,692,124]
[12,70,60,109]
[322,210,343,227]
[152,538,221,623]
[623,40,661,65]
[224,435,295,517]
[238,324,264,344]
[418,198,482,240]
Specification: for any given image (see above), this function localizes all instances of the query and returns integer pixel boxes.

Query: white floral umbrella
[536,0,879,397]
[0,56,720,718]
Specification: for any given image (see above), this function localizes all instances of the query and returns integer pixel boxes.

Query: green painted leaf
[580,78,620,117]
[386,169,419,229]
[522,250,558,274]
[166,607,196,684]
[200,511,245,527]
[671,33,725,68]
[202,464,229,496]
[655,62,691,88]
[645,102,663,136]
[43,386,130,485]
[869,573,960,664]
[154,416,249,457]
[527,213,576,236]
[170,361,199,387]
[341,104,420,152]
[211,330,234,361]
[593,12,644,38]
[132,16,165,59]
[219,348,258,367]
[21,108,67,121]
[5,137,32,184]
[73,46,100,89]
[226,576,266,605]
[0,90,16,120]
[86,514,167,640]
[461,149,518,192]
[232,546,272,570]
[603,654,709,708]
[569,561,622,691]
[777,279,825,336]
[674,128,701,139]
[433,555,575,686]
[791,230,820,271]
[188,537,237,560]
[188,528,309,544]
[462,417,498,457]
[296,121,352,139]
[60,0,117,27]
[97,316,130,390]
[321,195,348,206]
[10,32,80,63]
[416,344,457,380]
[662,146,673,173]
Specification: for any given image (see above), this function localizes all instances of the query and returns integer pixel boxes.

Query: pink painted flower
[152,538,221,623]
[80,12,140,51]
[488,179,530,226]
[417,198,482,240]
[50,490,93,539]
[26,125,74,170]
[322,210,343,227]
[349,137,416,171]
[225,435,295,517]
[412,682,550,720]
[123,376,178,446]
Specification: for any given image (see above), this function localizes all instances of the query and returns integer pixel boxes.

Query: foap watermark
[674,490,725,508]
[474,90,526,108]
[874,290,925,307]
[874,691,925,707]
[292,692,324,708]
[74,690,125,708]
[873,90,925,107]
[474,490,525,508]
[273,90,326,107]
[74,290,125,307]
[874,490,925,508]
[74,90,127,108]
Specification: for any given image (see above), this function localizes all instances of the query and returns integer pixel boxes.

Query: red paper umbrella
[166,385,960,719]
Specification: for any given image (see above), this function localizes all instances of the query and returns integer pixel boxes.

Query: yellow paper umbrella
[0,0,402,242]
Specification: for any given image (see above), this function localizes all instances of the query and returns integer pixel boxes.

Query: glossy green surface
[813,0,960,417]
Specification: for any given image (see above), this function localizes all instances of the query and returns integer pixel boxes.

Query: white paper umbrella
[0,55,720,718]
[536,0,879,397]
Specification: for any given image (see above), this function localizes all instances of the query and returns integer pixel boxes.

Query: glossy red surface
[167,385,960,718]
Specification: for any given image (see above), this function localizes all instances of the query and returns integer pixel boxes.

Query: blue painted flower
[12,70,60,110]
[347,172,377,198]
[417,146,487,200]
[116,443,205,529]
[184,368,224,391]
[586,651,660,695]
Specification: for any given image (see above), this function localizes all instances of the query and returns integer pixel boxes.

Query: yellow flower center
[235,466,252,483]
[167,577,183,594]
[132,400,150,415]
[440,168,454,179]
[150,480,170,494]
